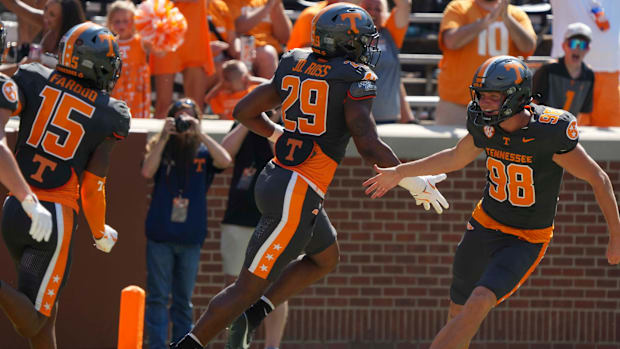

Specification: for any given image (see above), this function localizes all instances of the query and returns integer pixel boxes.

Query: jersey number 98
[487,157,535,207]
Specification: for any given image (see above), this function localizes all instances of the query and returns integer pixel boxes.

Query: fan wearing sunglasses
[532,22,594,124]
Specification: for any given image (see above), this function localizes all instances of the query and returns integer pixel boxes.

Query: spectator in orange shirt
[228,0,292,78]
[436,0,536,126]
[361,0,415,124]
[286,0,344,50]
[107,0,152,118]
[150,0,215,118]
[205,60,267,120]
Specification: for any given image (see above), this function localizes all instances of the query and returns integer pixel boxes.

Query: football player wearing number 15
[364,55,620,349]
[172,4,448,349]
[0,22,129,348]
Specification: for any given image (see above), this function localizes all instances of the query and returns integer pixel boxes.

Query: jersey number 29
[281,75,329,136]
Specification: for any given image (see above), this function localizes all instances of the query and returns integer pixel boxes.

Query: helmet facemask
[467,56,533,126]
[311,4,381,67]
[356,32,380,67]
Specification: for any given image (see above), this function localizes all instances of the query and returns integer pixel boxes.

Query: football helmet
[468,55,532,126]
[311,3,380,67]
[56,22,121,93]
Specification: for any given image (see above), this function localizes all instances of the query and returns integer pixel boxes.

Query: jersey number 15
[25,86,94,160]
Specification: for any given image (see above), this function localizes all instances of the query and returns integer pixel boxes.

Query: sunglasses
[568,38,589,50]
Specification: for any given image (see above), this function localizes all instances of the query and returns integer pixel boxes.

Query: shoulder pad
[16,62,53,79]
[348,79,376,99]
[333,59,378,82]
[109,99,131,140]
[0,74,20,112]
[535,105,578,153]
[278,49,307,68]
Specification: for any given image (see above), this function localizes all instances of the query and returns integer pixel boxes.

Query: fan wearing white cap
[532,22,595,122]
[549,0,620,126]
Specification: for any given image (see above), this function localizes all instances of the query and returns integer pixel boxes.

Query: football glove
[94,224,118,253]
[401,174,449,214]
[21,194,53,242]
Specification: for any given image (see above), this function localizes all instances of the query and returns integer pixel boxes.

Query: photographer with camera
[140,98,231,348]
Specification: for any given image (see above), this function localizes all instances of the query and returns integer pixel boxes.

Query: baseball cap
[564,22,592,42]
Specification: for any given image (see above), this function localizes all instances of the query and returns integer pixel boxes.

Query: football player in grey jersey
[364,55,620,349]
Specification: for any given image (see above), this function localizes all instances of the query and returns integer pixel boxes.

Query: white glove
[94,225,118,253]
[21,194,53,242]
[406,174,450,214]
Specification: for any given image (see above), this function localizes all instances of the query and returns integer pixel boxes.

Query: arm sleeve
[348,80,377,100]
[80,171,107,239]
[0,74,22,114]
[555,114,579,154]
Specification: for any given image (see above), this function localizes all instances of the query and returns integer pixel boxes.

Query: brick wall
[196,156,620,349]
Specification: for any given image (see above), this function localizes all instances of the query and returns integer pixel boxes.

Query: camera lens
[175,118,191,133]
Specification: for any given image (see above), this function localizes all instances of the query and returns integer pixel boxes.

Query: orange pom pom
[135,0,188,52]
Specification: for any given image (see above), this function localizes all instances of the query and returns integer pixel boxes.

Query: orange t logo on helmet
[503,62,524,84]
[340,12,362,34]
[98,33,117,57]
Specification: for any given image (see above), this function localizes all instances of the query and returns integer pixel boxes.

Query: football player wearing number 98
[171,4,448,349]
[363,55,620,349]
[0,22,129,348]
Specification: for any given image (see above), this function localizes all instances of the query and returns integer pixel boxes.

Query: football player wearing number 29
[172,4,448,349]
[0,22,129,348]
[364,55,620,349]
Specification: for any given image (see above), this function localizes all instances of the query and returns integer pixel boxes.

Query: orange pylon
[118,285,145,349]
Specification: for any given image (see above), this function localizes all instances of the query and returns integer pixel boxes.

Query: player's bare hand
[606,234,620,265]
[21,194,53,242]
[363,164,403,199]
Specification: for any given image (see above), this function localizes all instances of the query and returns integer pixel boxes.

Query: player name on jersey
[292,59,332,78]
[49,73,99,102]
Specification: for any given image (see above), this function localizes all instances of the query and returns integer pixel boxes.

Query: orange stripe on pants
[37,205,73,316]
[252,176,308,279]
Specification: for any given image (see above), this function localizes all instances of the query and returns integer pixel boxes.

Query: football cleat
[225,313,257,349]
